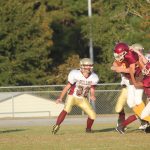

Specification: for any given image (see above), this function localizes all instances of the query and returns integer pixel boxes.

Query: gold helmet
[129,43,144,52]
[80,58,93,73]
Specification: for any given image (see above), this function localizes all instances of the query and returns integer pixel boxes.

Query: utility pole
[88,0,94,62]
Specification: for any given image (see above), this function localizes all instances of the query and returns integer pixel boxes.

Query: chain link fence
[0,83,131,118]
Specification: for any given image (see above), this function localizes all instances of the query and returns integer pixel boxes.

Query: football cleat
[86,128,94,133]
[116,123,127,131]
[144,125,150,133]
[139,124,149,130]
[138,121,149,130]
[115,126,125,134]
[52,125,60,135]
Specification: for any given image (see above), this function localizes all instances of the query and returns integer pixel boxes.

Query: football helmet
[129,43,144,52]
[114,42,129,62]
[80,58,93,73]
[142,62,150,76]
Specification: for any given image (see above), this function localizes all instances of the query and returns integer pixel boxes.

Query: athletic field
[0,115,149,150]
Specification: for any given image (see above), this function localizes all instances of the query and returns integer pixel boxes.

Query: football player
[134,62,150,133]
[111,43,146,129]
[130,43,148,65]
[112,42,146,134]
[52,58,99,134]
[112,61,129,128]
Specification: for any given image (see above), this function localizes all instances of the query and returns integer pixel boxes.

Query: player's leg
[77,98,96,133]
[126,85,148,130]
[140,101,150,123]
[52,95,74,134]
[116,114,137,134]
[132,87,149,129]
[142,100,150,133]
[115,86,127,126]
[127,85,145,118]
[133,88,145,117]
[117,84,145,134]
[138,102,150,132]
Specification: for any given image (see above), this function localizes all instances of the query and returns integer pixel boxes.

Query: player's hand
[134,82,142,88]
[90,96,96,101]
[56,98,62,104]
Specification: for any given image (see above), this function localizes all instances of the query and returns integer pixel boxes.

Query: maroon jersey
[143,76,150,98]
[122,51,141,80]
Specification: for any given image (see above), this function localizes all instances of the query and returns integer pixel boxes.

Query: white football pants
[127,85,143,108]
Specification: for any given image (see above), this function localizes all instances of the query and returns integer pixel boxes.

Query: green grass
[0,123,149,150]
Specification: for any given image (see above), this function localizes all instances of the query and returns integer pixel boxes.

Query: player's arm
[111,60,129,73]
[111,60,120,71]
[134,81,143,88]
[114,66,129,73]
[90,85,96,101]
[56,83,72,104]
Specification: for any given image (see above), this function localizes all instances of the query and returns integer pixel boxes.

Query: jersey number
[76,86,90,97]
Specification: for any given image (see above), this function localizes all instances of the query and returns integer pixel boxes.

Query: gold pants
[64,95,96,120]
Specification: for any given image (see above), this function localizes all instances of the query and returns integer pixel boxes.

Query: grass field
[0,123,149,150]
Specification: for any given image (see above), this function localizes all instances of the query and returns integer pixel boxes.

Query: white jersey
[68,69,99,98]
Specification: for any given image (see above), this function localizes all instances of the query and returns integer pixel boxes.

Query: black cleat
[52,125,60,135]
[144,125,150,133]
[139,120,149,130]
[115,126,125,134]
[86,128,94,133]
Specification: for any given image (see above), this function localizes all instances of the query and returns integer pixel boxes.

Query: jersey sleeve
[91,74,99,85]
[68,70,77,84]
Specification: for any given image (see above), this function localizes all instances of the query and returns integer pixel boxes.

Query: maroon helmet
[114,42,129,62]
[142,62,150,76]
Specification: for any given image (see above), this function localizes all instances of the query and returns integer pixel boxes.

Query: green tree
[0,0,149,85]
[0,0,53,85]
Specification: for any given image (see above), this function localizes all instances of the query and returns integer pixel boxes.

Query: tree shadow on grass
[0,129,27,134]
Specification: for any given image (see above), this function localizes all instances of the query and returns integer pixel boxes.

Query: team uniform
[140,65,150,123]
[113,42,147,134]
[52,58,99,134]
[114,44,144,117]
[64,69,99,118]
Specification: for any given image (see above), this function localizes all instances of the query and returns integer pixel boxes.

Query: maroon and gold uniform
[52,58,99,134]
[113,42,147,134]
[64,69,99,117]
[113,43,144,115]
[140,63,150,122]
